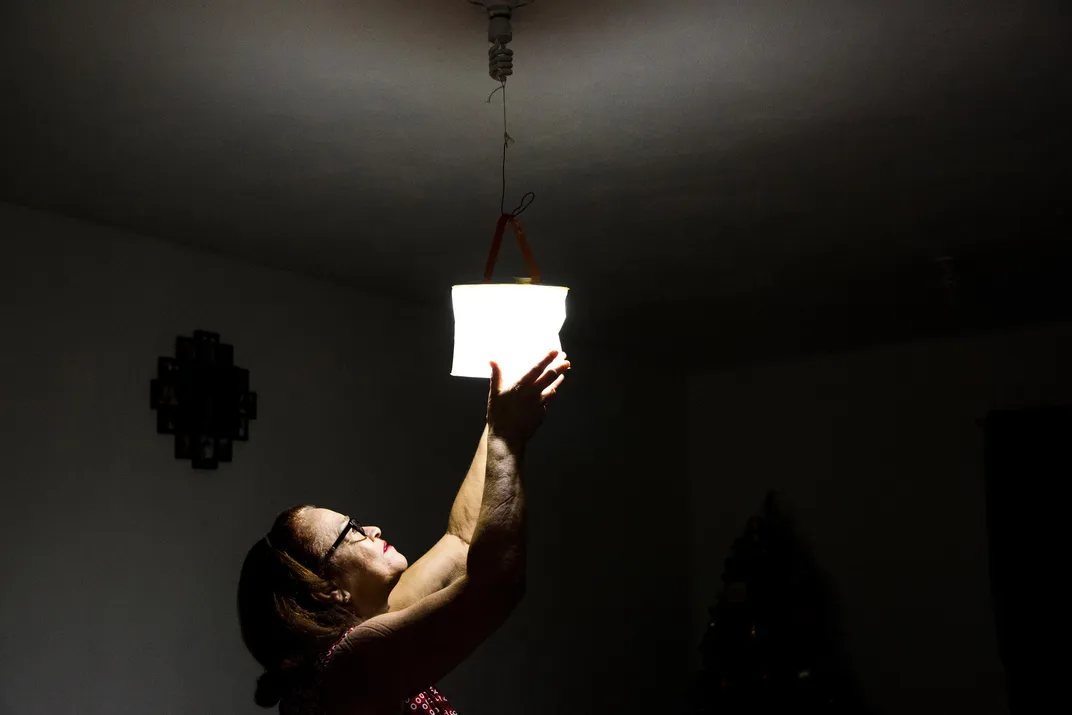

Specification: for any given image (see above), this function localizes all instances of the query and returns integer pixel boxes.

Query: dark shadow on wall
[686,492,872,714]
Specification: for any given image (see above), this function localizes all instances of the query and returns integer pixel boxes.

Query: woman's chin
[385,547,408,570]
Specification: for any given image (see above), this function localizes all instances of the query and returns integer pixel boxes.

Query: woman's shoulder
[319,626,391,714]
[322,576,497,710]
[321,637,456,715]
[278,626,364,715]
[322,625,362,667]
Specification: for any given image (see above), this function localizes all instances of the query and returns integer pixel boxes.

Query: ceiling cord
[486,80,534,219]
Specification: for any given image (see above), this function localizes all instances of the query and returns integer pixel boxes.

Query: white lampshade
[451,282,569,381]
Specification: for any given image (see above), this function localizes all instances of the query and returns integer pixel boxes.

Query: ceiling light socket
[469,1,533,12]
[469,0,533,81]
[469,0,533,42]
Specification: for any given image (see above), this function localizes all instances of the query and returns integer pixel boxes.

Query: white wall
[686,321,1072,715]
[0,203,691,715]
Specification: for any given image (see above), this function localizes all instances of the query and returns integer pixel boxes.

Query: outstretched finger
[518,350,560,386]
[535,359,570,390]
[541,372,566,399]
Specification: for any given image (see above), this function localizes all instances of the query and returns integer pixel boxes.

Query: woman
[238,349,571,714]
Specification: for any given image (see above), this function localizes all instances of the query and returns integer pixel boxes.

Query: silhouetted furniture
[983,406,1072,714]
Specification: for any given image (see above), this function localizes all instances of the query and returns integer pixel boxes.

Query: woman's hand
[486,349,571,449]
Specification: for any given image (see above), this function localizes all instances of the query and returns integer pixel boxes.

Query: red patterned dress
[281,625,458,715]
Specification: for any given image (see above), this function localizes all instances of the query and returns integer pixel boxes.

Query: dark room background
[1,1,1069,713]
[2,202,1068,714]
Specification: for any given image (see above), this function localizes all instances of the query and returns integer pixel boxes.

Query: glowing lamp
[451,282,568,379]
[451,214,568,380]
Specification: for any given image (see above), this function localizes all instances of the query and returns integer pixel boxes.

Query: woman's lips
[383,542,390,553]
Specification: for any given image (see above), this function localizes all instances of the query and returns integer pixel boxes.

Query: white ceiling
[3,0,1069,358]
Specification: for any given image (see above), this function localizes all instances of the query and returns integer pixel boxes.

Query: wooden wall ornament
[150,330,257,470]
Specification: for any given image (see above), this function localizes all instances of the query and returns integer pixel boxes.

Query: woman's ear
[311,587,350,605]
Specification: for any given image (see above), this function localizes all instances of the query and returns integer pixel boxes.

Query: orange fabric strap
[482,214,541,284]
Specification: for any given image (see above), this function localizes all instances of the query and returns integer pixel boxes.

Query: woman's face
[297,507,409,616]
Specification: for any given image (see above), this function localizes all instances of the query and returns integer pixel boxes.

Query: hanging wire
[486,80,534,218]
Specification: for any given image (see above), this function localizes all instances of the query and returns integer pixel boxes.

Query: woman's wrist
[487,429,527,459]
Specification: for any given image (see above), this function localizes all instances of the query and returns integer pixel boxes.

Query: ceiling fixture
[451,1,569,381]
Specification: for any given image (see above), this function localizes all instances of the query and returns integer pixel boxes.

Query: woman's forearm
[447,423,489,544]
[465,432,527,588]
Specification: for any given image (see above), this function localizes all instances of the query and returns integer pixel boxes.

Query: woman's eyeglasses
[323,517,367,564]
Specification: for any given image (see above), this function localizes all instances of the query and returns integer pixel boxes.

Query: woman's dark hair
[237,505,359,708]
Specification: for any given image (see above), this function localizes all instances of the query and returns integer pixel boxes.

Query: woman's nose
[366,525,382,540]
